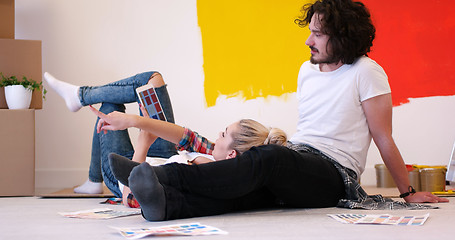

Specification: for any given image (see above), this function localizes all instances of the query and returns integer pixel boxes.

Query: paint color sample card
[328,213,429,226]
[136,83,166,121]
[112,222,228,239]
[59,208,141,219]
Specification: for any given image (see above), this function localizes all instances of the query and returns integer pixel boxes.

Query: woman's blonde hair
[230,119,287,155]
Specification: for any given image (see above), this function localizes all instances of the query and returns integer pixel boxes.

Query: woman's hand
[404,191,449,203]
[89,105,138,134]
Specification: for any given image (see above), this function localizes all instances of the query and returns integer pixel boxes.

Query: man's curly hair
[295,0,375,64]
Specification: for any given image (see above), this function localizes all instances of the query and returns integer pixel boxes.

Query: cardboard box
[0,0,15,39]
[0,109,35,196]
[0,39,42,109]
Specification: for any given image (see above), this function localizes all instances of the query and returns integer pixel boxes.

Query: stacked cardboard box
[0,109,35,196]
[0,0,42,196]
[0,0,14,38]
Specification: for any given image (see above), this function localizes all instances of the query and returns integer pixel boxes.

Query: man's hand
[404,191,449,203]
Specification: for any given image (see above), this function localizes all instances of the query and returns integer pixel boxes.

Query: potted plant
[0,72,46,109]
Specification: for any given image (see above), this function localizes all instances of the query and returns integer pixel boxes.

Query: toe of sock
[108,153,140,187]
[129,163,166,221]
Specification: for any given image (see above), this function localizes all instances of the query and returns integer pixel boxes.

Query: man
[105,0,447,221]
[294,0,446,204]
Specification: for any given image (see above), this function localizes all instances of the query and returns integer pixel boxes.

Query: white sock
[44,72,83,112]
[73,179,103,194]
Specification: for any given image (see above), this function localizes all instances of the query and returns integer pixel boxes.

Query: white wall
[14,0,455,189]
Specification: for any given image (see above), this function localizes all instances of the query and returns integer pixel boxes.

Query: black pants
[156,144,346,220]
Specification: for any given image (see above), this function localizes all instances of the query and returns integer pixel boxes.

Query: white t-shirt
[290,56,391,176]
[144,152,215,166]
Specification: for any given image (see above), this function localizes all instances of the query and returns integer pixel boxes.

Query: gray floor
[0,191,453,240]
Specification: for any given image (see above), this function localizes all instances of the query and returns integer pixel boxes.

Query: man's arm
[362,93,447,203]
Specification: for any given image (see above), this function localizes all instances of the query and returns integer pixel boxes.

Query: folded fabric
[338,194,438,210]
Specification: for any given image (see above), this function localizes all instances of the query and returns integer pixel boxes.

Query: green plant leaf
[0,72,47,99]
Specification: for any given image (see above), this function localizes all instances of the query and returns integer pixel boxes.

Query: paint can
[420,168,446,192]
[375,164,421,190]
[375,164,396,188]
[408,167,421,192]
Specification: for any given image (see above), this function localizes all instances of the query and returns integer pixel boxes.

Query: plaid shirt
[176,128,215,155]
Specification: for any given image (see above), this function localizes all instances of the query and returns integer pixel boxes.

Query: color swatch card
[112,222,228,239]
[59,208,141,219]
[328,213,429,226]
[136,83,167,121]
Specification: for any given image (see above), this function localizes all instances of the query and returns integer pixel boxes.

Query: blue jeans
[79,71,177,197]
[156,144,345,220]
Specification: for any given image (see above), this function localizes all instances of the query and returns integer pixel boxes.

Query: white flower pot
[4,85,33,109]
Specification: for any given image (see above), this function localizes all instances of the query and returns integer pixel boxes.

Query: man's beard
[309,47,338,64]
[309,53,338,65]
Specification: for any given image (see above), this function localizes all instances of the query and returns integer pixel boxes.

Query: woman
[99,104,287,207]
[44,71,287,200]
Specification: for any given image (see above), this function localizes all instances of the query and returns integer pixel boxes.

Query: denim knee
[99,102,126,114]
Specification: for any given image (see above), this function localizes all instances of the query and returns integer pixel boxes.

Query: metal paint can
[375,164,396,188]
[408,167,421,192]
[420,168,446,192]
[375,164,421,190]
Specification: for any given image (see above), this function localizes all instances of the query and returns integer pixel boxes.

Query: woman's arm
[90,105,216,154]
[90,105,185,145]
[122,105,160,206]
[362,94,448,203]
[131,130,158,163]
[131,104,159,163]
